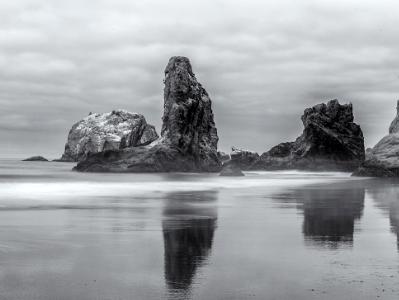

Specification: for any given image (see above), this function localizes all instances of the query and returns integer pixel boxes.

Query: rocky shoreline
[36,56,399,177]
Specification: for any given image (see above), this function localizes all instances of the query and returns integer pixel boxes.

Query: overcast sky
[1,0,398,158]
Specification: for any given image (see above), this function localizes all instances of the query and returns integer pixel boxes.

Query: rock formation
[59,110,158,162]
[353,100,399,177]
[253,99,365,171]
[229,147,260,170]
[75,56,221,172]
[22,156,48,162]
[217,151,230,163]
[219,162,245,176]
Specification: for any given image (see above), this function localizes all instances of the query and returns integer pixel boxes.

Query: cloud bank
[1,0,398,157]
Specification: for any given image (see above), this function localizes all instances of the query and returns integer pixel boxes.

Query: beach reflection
[366,180,399,251]
[162,190,218,298]
[274,183,365,249]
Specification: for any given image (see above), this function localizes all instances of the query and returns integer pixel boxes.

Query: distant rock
[23,156,48,162]
[59,110,158,162]
[353,100,399,177]
[75,56,221,172]
[217,151,230,163]
[352,160,397,177]
[252,99,365,171]
[219,162,244,176]
[229,147,260,170]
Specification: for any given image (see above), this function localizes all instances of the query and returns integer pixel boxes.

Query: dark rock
[253,99,365,171]
[22,156,48,162]
[353,100,399,177]
[229,147,260,170]
[219,162,245,176]
[217,151,230,163]
[75,56,221,172]
[352,163,397,177]
[58,110,158,162]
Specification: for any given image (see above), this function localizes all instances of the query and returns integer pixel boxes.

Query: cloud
[0,0,398,158]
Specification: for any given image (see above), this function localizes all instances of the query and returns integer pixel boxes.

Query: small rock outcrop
[229,147,260,170]
[59,110,158,162]
[219,162,244,176]
[253,99,365,171]
[22,156,48,162]
[217,151,230,163]
[353,100,399,177]
[75,56,221,172]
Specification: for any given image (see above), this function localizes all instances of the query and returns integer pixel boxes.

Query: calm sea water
[0,159,399,300]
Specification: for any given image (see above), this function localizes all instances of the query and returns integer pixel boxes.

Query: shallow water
[0,160,399,299]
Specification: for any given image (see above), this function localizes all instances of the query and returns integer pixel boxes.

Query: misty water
[1,160,399,299]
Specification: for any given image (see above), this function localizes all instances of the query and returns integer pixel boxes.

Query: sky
[1,0,398,158]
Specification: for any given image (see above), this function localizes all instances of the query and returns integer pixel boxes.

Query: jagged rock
[58,110,158,162]
[253,99,365,171]
[75,56,221,172]
[352,161,397,177]
[22,156,48,162]
[219,162,244,176]
[217,151,230,163]
[229,147,260,170]
[353,100,399,177]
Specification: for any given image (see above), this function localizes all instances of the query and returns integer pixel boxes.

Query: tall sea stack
[75,56,221,172]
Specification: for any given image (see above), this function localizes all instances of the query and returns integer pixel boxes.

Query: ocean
[0,159,398,299]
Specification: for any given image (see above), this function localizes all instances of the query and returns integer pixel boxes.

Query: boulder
[252,99,365,171]
[75,56,221,172]
[58,110,158,162]
[22,156,48,162]
[229,147,260,170]
[219,162,245,176]
[353,100,399,177]
[217,151,230,163]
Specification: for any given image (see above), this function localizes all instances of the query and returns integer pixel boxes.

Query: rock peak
[164,56,194,77]
[162,56,218,156]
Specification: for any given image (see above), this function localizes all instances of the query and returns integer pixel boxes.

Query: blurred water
[0,160,399,299]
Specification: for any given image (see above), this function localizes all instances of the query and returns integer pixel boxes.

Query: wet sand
[0,160,399,299]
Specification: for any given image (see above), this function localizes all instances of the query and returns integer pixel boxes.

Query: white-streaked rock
[59,110,158,162]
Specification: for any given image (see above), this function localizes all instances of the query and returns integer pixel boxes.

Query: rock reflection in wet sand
[162,190,218,298]
[274,183,365,249]
[366,180,399,251]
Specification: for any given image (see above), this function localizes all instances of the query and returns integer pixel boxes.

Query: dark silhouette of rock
[58,110,158,162]
[353,100,399,177]
[22,156,48,162]
[272,181,365,249]
[75,56,221,172]
[253,99,365,171]
[219,161,244,176]
[300,186,364,248]
[162,191,217,294]
[367,181,399,251]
